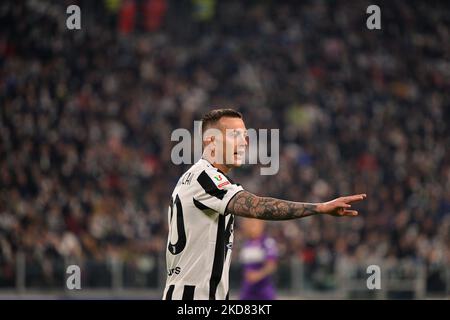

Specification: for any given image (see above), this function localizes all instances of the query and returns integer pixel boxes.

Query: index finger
[340,194,367,203]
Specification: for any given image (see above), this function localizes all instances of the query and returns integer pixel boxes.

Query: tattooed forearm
[226,191,320,220]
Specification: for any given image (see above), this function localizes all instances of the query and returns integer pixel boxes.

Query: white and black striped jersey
[162,158,244,300]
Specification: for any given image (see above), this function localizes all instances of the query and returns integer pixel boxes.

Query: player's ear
[203,135,214,145]
[209,136,217,147]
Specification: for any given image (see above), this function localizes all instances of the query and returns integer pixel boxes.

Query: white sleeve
[193,169,244,215]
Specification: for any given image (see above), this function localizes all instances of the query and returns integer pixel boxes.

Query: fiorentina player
[239,219,278,300]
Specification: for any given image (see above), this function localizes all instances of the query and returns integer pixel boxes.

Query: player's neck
[202,155,231,174]
[212,162,230,174]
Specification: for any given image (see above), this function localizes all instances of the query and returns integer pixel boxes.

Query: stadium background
[0,0,449,299]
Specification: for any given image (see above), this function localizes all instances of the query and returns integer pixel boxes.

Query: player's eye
[239,132,248,140]
[229,131,247,139]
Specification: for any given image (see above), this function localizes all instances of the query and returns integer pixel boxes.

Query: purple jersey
[239,236,278,300]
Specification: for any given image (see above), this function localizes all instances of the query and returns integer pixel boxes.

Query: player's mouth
[233,150,246,164]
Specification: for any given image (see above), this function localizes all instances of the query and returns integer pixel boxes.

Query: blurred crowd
[1,0,449,292]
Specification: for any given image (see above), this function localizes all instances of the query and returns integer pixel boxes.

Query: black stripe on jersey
[209,214,225,300]
[193,198,213,211]
[182,285,196,300]
[224,215,234,260]
[197,171,227,200]
[165,285,175,300]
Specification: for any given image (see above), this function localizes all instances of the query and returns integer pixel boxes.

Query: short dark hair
[201,108,243,135]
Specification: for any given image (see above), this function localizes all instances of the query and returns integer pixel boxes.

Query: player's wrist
[315,203,325,214]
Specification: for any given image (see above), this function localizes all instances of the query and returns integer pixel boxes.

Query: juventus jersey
[162,158,244,300]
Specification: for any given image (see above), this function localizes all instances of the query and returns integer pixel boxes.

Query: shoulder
[188,159,218,177]
[194,159,239,188]
[174,160,210,188]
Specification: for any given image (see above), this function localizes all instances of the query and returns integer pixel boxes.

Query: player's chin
[231,162,243,168]
[232,155,245,167]
[225,156,244,167]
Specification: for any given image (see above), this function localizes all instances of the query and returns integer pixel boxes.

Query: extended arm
[226,190,366,220]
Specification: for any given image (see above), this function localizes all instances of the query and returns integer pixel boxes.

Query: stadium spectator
[0,0,448,293]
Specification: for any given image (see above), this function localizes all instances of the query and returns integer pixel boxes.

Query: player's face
[217,117,248,168]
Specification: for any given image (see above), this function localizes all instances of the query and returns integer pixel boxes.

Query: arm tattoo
[226,190,319,220]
